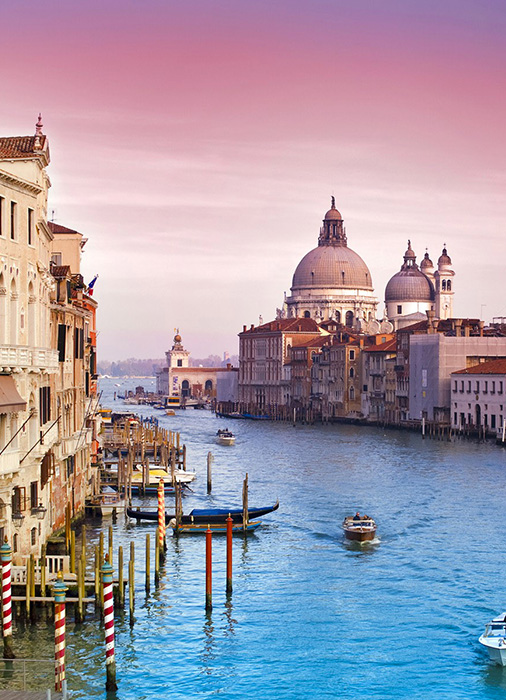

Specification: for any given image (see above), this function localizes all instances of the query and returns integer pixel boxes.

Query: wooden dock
[0,692,63,699]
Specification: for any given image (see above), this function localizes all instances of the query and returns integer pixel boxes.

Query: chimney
[243,325,247,333]
[250,324,254,331]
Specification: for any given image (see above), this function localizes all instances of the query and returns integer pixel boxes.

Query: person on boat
[353,512,361,521]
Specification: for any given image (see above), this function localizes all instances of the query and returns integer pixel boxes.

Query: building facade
[451,358,506,432]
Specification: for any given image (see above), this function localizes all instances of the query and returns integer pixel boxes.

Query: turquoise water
[8,378,506,699]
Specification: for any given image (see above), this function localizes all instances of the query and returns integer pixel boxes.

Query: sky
[2,0,506,360]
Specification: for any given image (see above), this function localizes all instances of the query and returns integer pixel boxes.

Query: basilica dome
[385,241,434,303]
[292,245,373,290]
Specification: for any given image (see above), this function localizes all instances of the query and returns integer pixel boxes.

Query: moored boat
[342,513,377,542]
[86,487,124,516]
[479,613,506,665]
[216,428,235,445]
[168,518,261,534]
[126,499,279,525]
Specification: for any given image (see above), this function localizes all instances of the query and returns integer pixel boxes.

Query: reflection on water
[200,611,216,675]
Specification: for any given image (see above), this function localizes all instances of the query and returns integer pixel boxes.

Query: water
[9,377,506,699]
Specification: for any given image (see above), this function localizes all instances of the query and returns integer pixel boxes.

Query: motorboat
[479,613,506,665]
[216,429,235,446]
[86,487,124,516]
[131,466,196,488]
[342,513,377,542]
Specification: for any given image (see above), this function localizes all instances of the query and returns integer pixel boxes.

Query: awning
[0,375,26,414]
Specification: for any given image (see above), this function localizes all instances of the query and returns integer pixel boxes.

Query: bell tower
[434,245,454,319]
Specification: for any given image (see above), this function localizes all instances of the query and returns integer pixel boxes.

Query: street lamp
[31,504,47,520]
[11,511,25,528]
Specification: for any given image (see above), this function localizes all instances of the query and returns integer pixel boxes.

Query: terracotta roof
[0,135,48,159]
[363,339,397,353]
[290,335,331,350]
[48,222,80,235]
[241,318,323,334]
[452,358,506,375]
[399,318,482,334]
[51,265,71,278]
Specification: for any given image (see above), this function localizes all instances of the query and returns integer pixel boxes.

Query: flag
[87,275,98,296]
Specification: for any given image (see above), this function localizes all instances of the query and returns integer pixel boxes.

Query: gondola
[126,499,279,525]
[168,519,262,534]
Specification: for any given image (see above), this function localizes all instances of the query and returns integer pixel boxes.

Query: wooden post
[422,416,425,439]
[207,452,213,494]
[30,553,36,600]
[157,479,166,559]
[118,546,124,608]
[76,558,84,623]
[145,534,150,593]
[70,530,76,574]
[81,525,87,573]
[155,527,160,585]
[129,558,134,627]
[182,444,186,471]
[175,482,182,533]
[108,525,113,566]
[205,525,212,611]
[94,545,100,609]
[226,515,233,596]
[65,504,71,554]
[99,532,104,572]
[242,473,249,531]
[101,557,118,691]
[25,557,31,617]
[40,544,46,600]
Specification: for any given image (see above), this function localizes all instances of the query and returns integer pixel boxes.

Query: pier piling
[52,571,68,693]
[206,525,212,611]
[1,538,15,659]
[145,534,150,593]
[226,515,233,596]
[102,557,118,691]
[207,452,213,494]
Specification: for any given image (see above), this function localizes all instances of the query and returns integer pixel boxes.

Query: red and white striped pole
[52,571,68,692]
[101,556,118,691]
[157,478,166,557]
[1,538,14,659]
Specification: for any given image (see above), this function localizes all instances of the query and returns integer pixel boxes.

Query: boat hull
[479,637,506,666]
[343,528,376,542]
[126,500,279,524]
[169,519,261,534]
[217,436,235,446]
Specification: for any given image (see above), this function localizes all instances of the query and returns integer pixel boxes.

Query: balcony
[0,449,20,477]
[0,345,59,373]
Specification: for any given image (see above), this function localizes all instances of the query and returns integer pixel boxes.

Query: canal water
[8,377,506,699]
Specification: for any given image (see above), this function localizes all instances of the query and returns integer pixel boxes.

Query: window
[304,310,311,318]
[349,386,355,400]
[51,252,62,266]
[177,359,183,367]
[66,455,75,480]
[349,350,355,360]
[484,381,488,394]
[475,381,480,393]
[491,415,496,429]
[30,481,38,509]
[467,381,471,393]
[442,280,446,291]
[447,280,451,291]
[27,208,34,245]
[31,527,37,546]
[499,381,503,395]
[349,367,355,378]
[13,534,18,553]
[491,381,496,394]
[12,486,26,513]
[10,202,16,240]
[57,324,66,362]
[39,386,51,424]
[397,305,402,314]
[0,196,3,236]
[74,328,84,359]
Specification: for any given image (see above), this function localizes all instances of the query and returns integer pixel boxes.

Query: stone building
[451,358,506,433]
[0,118,98,560]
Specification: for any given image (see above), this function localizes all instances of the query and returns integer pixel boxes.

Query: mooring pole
[226,515,233,596]
[52,571,68,693]
[207,451,213,494]
[206,525,212,611]
[157,478,166,558]
[0,538,14,658]
[101,556,118,691]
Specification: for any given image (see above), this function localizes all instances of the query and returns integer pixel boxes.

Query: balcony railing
[0,345,59,373]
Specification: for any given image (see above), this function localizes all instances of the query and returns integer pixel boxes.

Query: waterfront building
[157,331,238,402]
[451,358,506,432]
[385,242,454,330]
[361,338,397,422]
[281,198,379,328]
[48,221,99,533]
[0,118,98,560]
[288,335,331,409]
[408,328,506,423]
[238,318,327,409]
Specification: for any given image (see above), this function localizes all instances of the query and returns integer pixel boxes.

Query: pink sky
[2,0,506,359]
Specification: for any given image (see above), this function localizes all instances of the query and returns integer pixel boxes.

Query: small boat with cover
[168,519,262,534]
[479,612,506,665]
[342,513,377,542]
[216,429,235,445]
[126,499,279,525]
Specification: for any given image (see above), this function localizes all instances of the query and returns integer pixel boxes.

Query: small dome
[420,251,433,269]
[404,240,416,261]
[174,333,182,343]
[385,269,435,303]
[292,245,373,290]
[324,196,342,221]
[438,246,452,265]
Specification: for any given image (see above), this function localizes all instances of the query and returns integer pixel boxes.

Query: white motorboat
[216,429,235,446]
[479,612,506,665]
[131,466,196,487]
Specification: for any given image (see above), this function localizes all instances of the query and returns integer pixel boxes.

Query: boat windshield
[485,624,506,637]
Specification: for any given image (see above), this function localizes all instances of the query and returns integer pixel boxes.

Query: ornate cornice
[0,168,43,196]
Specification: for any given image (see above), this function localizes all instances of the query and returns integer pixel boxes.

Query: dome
[292,245,373,290]
[438,246,452,265]
[324,196,342,221]
[385,269,435,302]
[420,251,433,270]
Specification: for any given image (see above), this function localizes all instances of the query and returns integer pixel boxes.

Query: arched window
[10,278,17,345]
[28,282,36,346]
[442,280,446,291]
[345,311,354,328]
[447,280,451,291]
[0,273,6,344]
[181,379,190,397]
[334,311,341,324]
[204,379,213,394]
[304,310,311,318]
[349,367,355,378]
[349,386,355,400]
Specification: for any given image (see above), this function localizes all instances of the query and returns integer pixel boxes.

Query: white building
[451,358,506,432]
[385,241,454,329]
[282,198,379,328]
